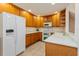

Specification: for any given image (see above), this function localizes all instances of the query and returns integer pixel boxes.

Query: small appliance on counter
[36,28,39,32]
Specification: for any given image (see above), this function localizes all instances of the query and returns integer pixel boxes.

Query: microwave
[44,22,52,27]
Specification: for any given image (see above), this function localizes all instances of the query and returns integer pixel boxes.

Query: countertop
[26,31,42,34]
[44,33,78,48]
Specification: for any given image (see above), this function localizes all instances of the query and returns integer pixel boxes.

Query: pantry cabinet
[26,32,42,47]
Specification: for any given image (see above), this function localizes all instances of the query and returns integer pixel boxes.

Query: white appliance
[0,12,26,56]
[43,22,53,40]
[44,22,52,27]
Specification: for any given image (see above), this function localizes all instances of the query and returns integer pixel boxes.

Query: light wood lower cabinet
[45,42,77,56]
[26,32,42,47]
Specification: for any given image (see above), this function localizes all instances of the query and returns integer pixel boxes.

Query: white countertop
[44,33,78,48]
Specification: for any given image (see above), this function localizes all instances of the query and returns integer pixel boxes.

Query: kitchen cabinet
[36,32,42,41]
[26,32,42,47]
[31,33,36,44]
[20,11,34,27]
[0,3,37,27]
[51,13,60,27]
[60,9,66,27]
[43,13,60,27]
[45,42,77,56]
[26,34,31,47]
[46,9,66,27]
[40,17,44,27]
[44,16,52,22]
[35,16,41,27]
[34,16,44,27]
[0,3,19,16]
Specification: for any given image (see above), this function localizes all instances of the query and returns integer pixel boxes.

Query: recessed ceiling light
[54,11,58,14]
[22,11,26,14]
[28,9,32,12]
[51,3,55,5]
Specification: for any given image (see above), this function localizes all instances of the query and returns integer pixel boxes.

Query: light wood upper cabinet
[51,10,66,27]
[36,16,41,27]
[51,13,60,27]
[34,16,44,27]
[0,3,65,28]
[20,11,34,27]
[0,3,19,15]
[40,17,44,27]
[52,14,57,27]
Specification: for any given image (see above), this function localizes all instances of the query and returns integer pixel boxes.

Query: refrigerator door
[3,36,16,56]
[3,12,16,56]
[15,16,26,55]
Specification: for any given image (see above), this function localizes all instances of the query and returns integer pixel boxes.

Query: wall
[75,4,79,39]
[53,27,65,32]
[66,3,75,34]
[39,27,65,33]
[65,3,79,56]
[69,12,75,33]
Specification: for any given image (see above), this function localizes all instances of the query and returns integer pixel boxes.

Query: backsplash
[53,27,65,32]
[26,27,65,34]
[26,27,37,34]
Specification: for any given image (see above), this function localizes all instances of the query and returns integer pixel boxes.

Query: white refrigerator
[0,12,26,56]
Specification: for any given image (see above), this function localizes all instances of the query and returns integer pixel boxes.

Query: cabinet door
[40,17,44,27]
[52,13,60,27]
[31,34,36,44]
[0,4,19,15]
[35,17,41,27]
[20,11,33,27]
[26,35,31,47]
[68,47,77,56]
[37,32,42,41]
[28,15,33,27]
[9,4,19,15]
[56,13,60,26]
[52,14,57,27]
[0,4,3,13]
[45,43,77,56]
[34,33,38,42]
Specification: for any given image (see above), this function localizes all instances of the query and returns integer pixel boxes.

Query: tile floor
[20,41,45,56]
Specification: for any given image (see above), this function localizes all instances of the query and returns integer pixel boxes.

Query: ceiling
[14,3,68,16]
